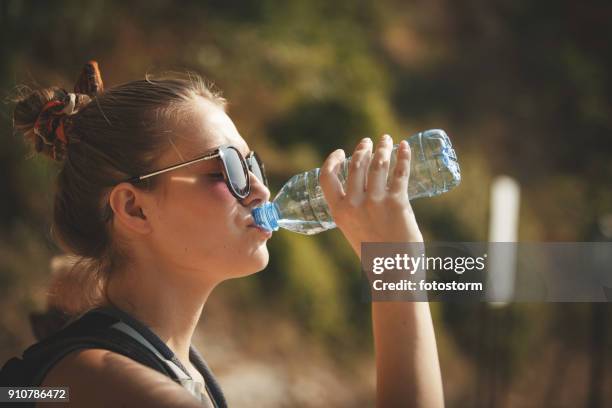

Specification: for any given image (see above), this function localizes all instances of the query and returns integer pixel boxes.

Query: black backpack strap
[7,309,181,387]
[2,306,227,407]
[0,310,183,408]
[190,346,228,408]
[29,330,179,386]
[93,306,227,407]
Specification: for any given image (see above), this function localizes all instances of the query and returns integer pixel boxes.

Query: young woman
[9,62,444,407]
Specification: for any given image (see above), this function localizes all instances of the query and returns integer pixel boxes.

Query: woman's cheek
[209,180,235,201]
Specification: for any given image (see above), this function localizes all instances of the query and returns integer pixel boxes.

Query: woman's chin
[249,246,270,274]
[226,245,269,279]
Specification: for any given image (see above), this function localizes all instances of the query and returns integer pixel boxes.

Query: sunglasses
[124,145,268,201]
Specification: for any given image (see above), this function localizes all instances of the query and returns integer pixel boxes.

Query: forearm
[319,136,444,406]
[371,301,444,408]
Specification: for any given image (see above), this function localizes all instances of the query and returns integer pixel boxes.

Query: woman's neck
[104,256,217,366]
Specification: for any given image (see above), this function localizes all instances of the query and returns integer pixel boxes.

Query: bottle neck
[252,202,280,231]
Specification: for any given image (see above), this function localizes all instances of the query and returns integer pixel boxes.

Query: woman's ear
[108,183,153,235]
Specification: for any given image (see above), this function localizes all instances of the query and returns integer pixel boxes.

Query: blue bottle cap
[252,202,280,231]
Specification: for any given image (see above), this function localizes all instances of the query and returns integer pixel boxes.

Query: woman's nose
[242,170,270,208]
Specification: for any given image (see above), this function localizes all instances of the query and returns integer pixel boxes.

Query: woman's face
[143,97,271,284]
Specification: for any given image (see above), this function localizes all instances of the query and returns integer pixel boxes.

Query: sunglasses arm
[124,152,221,183]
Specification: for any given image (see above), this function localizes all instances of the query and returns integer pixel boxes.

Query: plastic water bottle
[252,129,460,235]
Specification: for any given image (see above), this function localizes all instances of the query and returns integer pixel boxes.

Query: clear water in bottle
[253,129,460,235]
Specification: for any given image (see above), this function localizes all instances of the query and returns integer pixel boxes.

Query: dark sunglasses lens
[248,155,267,186]
[223,148,249,197]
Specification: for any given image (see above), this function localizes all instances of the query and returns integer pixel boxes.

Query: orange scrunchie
[33,97,71,160]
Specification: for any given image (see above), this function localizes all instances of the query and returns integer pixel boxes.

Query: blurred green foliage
[1,0,611,405]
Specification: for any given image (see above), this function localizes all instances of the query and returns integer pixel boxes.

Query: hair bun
[14,87,72,161]
[13,61,104,162]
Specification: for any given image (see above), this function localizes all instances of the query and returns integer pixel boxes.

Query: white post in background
[487,176,521,306]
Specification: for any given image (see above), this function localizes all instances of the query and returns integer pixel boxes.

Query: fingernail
[383,134,391,142]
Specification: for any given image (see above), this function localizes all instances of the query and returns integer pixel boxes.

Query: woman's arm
[320,135,444,407]
[372,301,444,407]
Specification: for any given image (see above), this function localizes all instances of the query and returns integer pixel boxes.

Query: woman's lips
[247,224,273,239]
[245,214,272,238]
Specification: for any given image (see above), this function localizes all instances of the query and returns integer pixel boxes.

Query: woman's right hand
[320,136,445,407]
[319,134,423,258]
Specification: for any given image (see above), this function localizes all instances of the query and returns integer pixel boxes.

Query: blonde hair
[14,72,225,322]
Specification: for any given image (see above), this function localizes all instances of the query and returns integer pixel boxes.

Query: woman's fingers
[367,134,393,200]
[319,148,347,209]
[345,137,372,198]
[388,140,411,197]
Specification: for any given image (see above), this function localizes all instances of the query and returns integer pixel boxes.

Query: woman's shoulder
[39,348,203,408]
